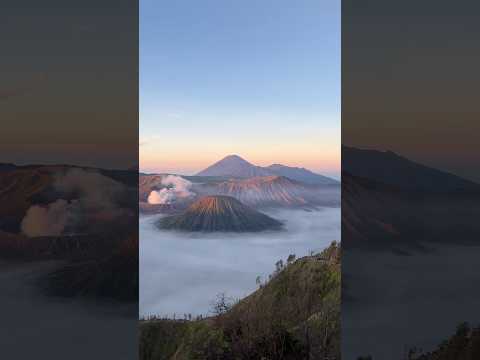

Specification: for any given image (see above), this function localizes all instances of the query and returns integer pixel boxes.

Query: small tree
[275,259,284,273]
[256,275,262,288]
[211,292,233,315]
[287,254,296,264]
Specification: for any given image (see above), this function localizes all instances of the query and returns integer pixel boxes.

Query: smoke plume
[21,199,76,237]
[147,175,195,205]
[21,168,130,237]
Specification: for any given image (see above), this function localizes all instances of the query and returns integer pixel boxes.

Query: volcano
[196,154,338,185]
[207,175,310,208]
[157,195,283,232]
[196,155,272,178]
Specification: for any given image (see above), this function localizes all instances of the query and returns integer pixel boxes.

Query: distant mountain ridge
[265,163,338,185]
[203,175,311,208]
[158,195,283,232]
[196,155,338,185]
[342,171,480,250]
[343,146,480,192]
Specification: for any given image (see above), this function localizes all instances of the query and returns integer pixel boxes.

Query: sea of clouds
[140,206,340,317]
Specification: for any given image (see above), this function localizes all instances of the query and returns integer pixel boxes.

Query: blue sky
[140,0,340,177]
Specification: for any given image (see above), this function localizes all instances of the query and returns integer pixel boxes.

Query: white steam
[21,169,128,237]
[147,188,176,205]
[147,175,195,205]
[21,200,75,237]
[54,168,123,210]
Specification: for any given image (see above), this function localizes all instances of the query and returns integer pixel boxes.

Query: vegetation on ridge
[357,322,480,360]
[139,241,340,360]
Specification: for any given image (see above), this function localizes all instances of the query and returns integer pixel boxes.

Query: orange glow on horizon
[140,143,340,176]
[139,128,341,176]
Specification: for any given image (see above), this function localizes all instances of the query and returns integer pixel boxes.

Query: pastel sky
[140,0,340,177]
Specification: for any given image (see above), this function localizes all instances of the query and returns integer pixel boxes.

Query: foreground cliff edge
[139,242,340,360]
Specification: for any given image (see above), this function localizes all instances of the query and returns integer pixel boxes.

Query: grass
[139,242,341,360]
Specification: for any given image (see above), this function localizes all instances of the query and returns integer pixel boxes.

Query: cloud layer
[140,206,340,317]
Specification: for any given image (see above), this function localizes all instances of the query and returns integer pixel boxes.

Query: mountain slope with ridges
[210,175,309,207]
[158,195,282,232]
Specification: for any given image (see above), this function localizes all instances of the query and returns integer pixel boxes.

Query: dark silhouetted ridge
[343,146,480,192]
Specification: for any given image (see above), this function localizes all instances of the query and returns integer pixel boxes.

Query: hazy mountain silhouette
[342,148,480,248]
[158,195,283,232]
[343,146,480,192]
[196,154,338,184]
[196,155,272,178]
[266,164,338,185]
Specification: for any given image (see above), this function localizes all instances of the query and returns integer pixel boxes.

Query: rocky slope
[202,175,310,208]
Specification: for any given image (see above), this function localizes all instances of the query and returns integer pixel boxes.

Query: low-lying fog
[1,261,137,359]
[140,207,340,317]
[342,245,480,359]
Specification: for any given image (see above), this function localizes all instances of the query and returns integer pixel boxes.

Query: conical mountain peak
[158,195,282,232]
[196,155,272,178]
[197,155,338,185]
[222,154,249,162]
